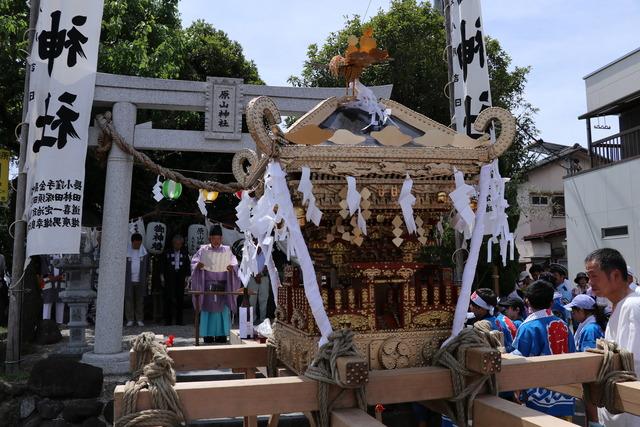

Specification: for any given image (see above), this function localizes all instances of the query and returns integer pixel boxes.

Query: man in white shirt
[125,233,148,327]
[585,248,640,427]
[247,249,270,325]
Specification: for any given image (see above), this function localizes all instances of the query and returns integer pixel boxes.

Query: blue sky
[179,0,640,146]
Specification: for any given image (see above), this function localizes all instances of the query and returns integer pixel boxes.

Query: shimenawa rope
[115,332,185,427]
[95,111,243,193]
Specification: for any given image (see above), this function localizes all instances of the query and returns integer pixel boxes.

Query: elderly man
[585,248,640,427]
[162,234,190,325]
[191,224,241,344]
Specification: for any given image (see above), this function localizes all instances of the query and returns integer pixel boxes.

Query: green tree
[289,0,538,292]
[0,0,264,251]
[0,0,29,154]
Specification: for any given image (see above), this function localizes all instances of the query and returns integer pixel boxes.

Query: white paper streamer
[448,168,476,237]
[297,166,323,226]
[484,160,515,266]
[266,162,333,345]
[398,174,417,234]
[345,80,395,129]
[196,191,207,216]
[346,176,367,235]
[445,164,492,344]
[152,176,163,202]
[235,163,333,345]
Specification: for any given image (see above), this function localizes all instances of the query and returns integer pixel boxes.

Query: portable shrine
[230,31,516,373]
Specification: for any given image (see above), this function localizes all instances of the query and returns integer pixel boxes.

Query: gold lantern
[200,189,219,202]
[436,192,448,204]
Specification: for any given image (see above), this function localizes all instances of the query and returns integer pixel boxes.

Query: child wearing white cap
[564,294,606,352]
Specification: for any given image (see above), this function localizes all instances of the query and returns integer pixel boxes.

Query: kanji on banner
[24,1,104,256]
[448,0,491,138]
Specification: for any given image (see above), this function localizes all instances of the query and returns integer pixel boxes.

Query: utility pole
[439,0,466,285]
[6,0,40,374]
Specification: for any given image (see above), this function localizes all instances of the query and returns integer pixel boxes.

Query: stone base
[81,351,130,375]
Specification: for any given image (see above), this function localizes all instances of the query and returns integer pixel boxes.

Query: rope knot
[116,333,184,427]
[304,329,367,427]
[430,327,502,427]
[584,338,637,414]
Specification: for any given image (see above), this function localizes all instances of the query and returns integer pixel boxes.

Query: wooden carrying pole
[114,350,640,422]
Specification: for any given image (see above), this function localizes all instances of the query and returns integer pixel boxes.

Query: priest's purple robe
[190,244,241,313]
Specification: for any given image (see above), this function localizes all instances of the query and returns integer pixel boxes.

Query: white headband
[471,291,494,315]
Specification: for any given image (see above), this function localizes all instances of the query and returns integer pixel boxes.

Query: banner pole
[5,0,40,374]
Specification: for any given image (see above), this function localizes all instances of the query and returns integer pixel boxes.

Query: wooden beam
[473,395,577,427]
[243,369,258,427]
[550,381,640,417]
[498,352,608,391]
[548,384,583,399]
[331,409,385,427]
[153,345,268,371]
[114,352,629,422]
[466,347,501,375]
[615,382,640,416]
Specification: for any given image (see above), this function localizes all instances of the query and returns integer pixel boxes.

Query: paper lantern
[201,189,219,202]
[187,224,208,255]
[235,191,243,199]
[162,180,182,199]
[144,221,167,254]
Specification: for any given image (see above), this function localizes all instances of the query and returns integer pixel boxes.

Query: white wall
[585,48,640,113]
[565,157,640,278]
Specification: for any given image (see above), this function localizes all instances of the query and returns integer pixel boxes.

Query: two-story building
[515,142,590,269]
[565,47,640,276]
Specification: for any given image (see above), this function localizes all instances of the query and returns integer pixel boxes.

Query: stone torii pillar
[82,102,136,373]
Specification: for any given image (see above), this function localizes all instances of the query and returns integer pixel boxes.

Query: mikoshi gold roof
[232,95,516,192]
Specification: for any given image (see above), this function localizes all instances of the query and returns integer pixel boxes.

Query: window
[601,226,629,239]
[531,194,548,206]
[551,196,565,217]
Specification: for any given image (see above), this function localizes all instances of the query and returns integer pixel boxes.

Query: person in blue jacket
[564,294,606,352]
[498,296,525,329]
[512,279,576,418]
[564,293,606,425]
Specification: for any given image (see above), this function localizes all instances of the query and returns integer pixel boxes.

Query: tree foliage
[0,0,264,260]
[289,0,538,292]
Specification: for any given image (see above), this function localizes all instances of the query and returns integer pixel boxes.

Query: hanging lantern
[162,180,182,200]
[235,191,243,199]
[200,189,219,203]
[436,192,448,204]
[469,198,478,212]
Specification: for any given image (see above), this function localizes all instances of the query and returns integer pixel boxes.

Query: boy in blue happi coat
[469,288,515,352]
[512,279,576,418]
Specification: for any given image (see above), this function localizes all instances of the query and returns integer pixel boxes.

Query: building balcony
[589,124,640,169]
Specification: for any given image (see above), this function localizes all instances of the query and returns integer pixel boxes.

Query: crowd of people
[466,248,640,427]
[20,224,272,342]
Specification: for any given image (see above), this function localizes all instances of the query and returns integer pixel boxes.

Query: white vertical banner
[445,1,515,343]
[449,0,492,138]
[24,1,104,256]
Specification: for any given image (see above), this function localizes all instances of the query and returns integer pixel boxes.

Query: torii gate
[80,72,393,373]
